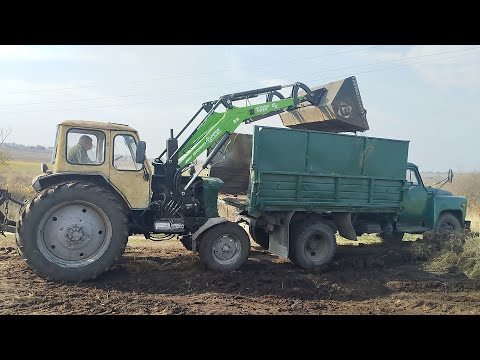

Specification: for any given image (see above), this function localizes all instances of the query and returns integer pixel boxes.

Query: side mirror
[136,141,146,164]
[447,169,454,183]
[40,163,49,173]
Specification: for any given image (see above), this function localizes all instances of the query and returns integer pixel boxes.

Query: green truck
[217,126,469,270]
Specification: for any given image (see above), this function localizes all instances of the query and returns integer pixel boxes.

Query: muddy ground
[1,234,479,315]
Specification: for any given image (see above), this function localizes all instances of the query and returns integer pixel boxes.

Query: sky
[0,45,479,172]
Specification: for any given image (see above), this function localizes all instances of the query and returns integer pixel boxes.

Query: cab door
[108,131,151,209]
[397,167,428,231]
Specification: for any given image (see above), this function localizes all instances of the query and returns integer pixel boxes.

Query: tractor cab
[33,120,152,209]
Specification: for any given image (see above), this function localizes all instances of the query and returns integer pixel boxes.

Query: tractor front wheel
[198,222,250,272]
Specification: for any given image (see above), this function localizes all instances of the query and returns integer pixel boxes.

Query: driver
[67,135,94,164]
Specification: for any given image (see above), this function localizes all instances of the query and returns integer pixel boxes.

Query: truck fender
[268,211,295,259]
[191,217,228,252]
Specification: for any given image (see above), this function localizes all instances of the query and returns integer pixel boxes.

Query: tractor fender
[191,217,228,252]
[32,172,131,213]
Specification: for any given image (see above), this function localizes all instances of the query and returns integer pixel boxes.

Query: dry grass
[444,172,480,213]
[441,172,480,232]
[0,161,39,201]
[466,210,480,232]
[420,231,480,280]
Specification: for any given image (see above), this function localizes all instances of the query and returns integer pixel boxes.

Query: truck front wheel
[198,222,250,271]
[289,220,337,270]
[435,213,462,233]
[16,182,129,282]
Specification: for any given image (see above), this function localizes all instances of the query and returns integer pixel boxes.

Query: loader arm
[178,97,304,167]
[171,82,325,170]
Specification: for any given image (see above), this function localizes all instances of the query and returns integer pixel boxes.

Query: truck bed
[248,126,409,214]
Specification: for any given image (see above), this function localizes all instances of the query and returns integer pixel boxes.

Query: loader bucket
[280,76,369,133]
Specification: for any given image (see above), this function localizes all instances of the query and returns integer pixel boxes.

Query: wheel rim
[303,233,330,263]
[211,234,241,265]
[37,201,113,268]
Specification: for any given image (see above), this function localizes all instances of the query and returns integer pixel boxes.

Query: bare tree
[0,127,13,167]
[0,127,12,145]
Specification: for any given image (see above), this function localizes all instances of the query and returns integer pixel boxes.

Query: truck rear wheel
[198,222,250,271]
[289,220,337,270]
[16,182,129,282]
[435,213,462,233]
[248,219,269,249]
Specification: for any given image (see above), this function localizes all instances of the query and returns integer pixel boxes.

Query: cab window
[66,129,105,165]
[113,134,143,171]
[406,168,419,186]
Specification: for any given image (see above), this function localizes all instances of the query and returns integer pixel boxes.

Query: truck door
[108,132,151,209]
[397,167,428,230]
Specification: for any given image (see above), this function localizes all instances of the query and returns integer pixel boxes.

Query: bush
[415,231,480,280]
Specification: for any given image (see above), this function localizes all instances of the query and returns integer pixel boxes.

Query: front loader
[3,76,368,282]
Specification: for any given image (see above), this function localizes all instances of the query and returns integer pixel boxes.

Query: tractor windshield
[113,134,142,171]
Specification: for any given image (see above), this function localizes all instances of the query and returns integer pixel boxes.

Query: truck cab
[396,162,468,233]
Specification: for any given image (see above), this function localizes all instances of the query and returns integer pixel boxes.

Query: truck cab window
[406,168,419,186]
[66,129,105,165]
[113,134,143,171]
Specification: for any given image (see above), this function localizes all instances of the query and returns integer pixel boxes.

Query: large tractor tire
[289,220,337,270]
[248,219,270,249]
[435,212,462,233]
[16,182,129,282]
[198,221,250,272]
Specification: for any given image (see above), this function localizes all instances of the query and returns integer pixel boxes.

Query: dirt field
[1,234,479,315]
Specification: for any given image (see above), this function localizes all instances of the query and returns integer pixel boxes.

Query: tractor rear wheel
[16,181,129,282]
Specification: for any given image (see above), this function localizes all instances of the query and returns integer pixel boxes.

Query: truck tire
[248,220,269,249]
[16,181,129,282]
[380,231,404,244]
[435,212,462,233]
[198,221,250,272]
[289,220,337,270]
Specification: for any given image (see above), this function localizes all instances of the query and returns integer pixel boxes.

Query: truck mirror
[136,141,146,164]
[448,169,454,183]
